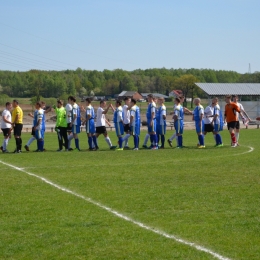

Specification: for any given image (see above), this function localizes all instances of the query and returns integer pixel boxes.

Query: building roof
[118,91,139,97]
[195,83,260,96]
[141,93,169,98]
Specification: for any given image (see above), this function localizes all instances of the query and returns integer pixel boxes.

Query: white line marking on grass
[0,160,231,260]
[19,145,254,170]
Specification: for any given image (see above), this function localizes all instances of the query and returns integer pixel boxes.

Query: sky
[0,0,259,73]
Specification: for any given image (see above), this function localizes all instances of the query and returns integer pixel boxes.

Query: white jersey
[123,105,130,124]
[204,105,214,124]
[214,104,221,125]
[236,102,244,119]
[1,109,12,129]
[96,107,106,127]
[65,103,72,123]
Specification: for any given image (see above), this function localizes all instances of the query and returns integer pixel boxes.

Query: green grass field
[1,129,259,259]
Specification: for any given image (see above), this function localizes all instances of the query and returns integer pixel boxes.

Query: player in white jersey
[168,95,193,147]
[202,102,215,144]
[67,96,81,151]
[232,95,252,145]
[95,100,117,149]
[122,97,131,149]
[1,102,12,153]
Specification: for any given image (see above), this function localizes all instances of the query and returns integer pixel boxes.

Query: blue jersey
[86,105,95,120]
[33,109,38,127]
[158,105,166,125]
[130,105,140,135]
[213,104,223,129]
[34,109,44,130]
[113,106,123,123]
[146,102,156,120]
[174,104,184,121]
[155,107,160,123]
[72,103,81,126]
[193,105,204,122]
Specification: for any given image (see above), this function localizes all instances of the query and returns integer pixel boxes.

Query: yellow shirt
[12,106,23,124]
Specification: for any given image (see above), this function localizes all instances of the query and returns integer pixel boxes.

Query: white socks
[235,132,239,142]
[143,134,150,145]
[105,137,112,147]
[169,133,176,141]
[2,138,9,150]
[27,136,36,146]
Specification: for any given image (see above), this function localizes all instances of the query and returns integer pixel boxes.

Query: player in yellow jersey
[12,100,23,153]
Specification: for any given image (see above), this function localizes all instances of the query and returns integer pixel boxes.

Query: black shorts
[31,127,35,136]
[204,123,214,133]
[124,123,130,132]
[235,121,240,129]
[67,123,72,132]
[1,128,11,137]
[227,121,238,130]
[96,126,107,134]
[13,124,23,136]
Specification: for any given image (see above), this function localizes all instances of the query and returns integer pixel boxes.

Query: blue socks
[216,134,222,145]
[119,137,123,148]
[198,134,204,146]
[134,135,139,148]
[75,138,80,149]
[93,135,98,148]
[178,136,183,147]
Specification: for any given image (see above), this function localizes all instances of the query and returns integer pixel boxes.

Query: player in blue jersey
[173,97,184,148]
[156,98,166,148]
[110,100,124,150]
[67,96,81,151]
[146,94,158,149]
[82,98,98,150]
[129,98,141,150]
[192,98,205,148]
[33,102,45,152]
[212,97,224,147]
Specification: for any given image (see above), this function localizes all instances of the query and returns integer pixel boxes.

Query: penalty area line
[0,159,231,260]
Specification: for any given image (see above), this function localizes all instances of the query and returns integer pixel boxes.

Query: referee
[12,100,23,153]
[53,100,68,151]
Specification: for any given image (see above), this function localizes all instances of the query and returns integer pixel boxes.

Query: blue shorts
[115,122,124,136]
[86,120,95,134]
[147,119,156,133]
[157,124,166,135]
[195,121,204,133]
[131,124,140,136]
[214,123,223,132]
[174,120,183,135]
[35,129,44,140]
[72,124,80,134]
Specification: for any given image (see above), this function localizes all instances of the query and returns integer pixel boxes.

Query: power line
[0,50,63,70]
[0,42,76,69]
[0,22,140,66]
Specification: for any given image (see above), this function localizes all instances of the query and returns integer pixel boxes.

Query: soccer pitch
[1,129,259,260]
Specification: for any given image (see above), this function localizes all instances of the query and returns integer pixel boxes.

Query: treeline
[0,68,259,99]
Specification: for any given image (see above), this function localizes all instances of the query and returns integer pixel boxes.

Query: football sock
[143,134,150,145]
[15,138,19,151]
[105,137,112,147]
[169,133,176,141]
[231,133,236,144]
[161,135,165,147]
[27,136,36,146]
[88,137,92,149]
[235,132,239,142]
[216,134,222,144]
[93,136,98,148]
[75,138,80,149]
[123,134,130,142]
[154,134,158,147]
[213,134,216,143]
[178,135,183,147]
[119,137,123,148]
[134,135,139,148]
[157,134,160,145]
[38,140,44,151]
[198,134,204,146]
[3,138,9,150]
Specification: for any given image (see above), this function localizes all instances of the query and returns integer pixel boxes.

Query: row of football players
[1,95,251,152]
